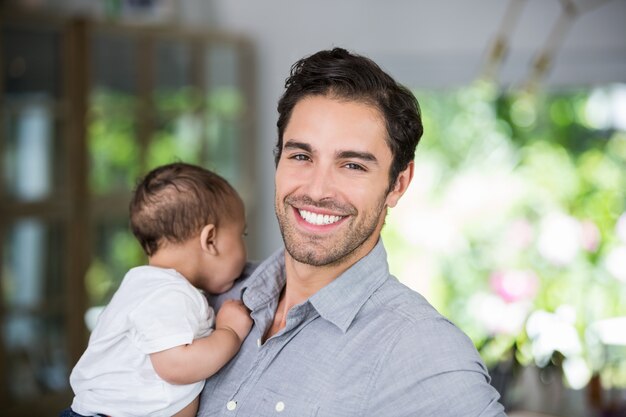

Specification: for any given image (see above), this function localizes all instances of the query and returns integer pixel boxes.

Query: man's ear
[200,224,218,255]
[385,160,414,208]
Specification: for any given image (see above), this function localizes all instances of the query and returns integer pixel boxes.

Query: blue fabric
[59,408,104,417]
[200,240,507,416]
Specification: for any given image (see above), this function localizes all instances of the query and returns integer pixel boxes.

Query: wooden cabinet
[1,12,255,415]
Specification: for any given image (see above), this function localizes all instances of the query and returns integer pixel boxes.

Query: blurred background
[1,0,625,415]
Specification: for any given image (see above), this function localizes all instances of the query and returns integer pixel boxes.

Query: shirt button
[226,400,237,411]
[257,338,262,347]
[275,401,285,412]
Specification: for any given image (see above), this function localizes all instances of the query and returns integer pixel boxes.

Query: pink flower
[490,269,540,303]
[581,220,601,252]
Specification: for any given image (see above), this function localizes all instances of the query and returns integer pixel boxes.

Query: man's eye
[291,154,310,161]
[345,163,366,171]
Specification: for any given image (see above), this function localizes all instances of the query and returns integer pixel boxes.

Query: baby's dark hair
[129,162,240,256]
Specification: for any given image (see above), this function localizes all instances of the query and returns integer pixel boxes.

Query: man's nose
[303,162,336,201]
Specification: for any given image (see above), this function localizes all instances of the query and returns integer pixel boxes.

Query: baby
[63,162,252,417]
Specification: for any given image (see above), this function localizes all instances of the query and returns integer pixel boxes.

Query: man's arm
[150,300,252,385]
[368,316,507,417]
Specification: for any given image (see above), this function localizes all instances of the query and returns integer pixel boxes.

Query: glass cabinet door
[86,26,254,313]
[2,220,68,400]
[1,16,255,416]
[1,20,76,411]
[89,31,141,195]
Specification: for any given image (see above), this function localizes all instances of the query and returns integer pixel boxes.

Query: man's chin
[285,245,337,267]
[284,239,362,268]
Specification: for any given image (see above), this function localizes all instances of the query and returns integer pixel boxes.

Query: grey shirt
[198,240,506,417]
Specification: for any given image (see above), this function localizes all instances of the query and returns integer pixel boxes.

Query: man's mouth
[298,209,345,226]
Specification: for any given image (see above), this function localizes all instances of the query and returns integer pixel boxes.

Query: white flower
[605,245,626,282]
[526,307,582,367]
[537,213,582,266]
[562,356,592,390]
[469,293,529,336]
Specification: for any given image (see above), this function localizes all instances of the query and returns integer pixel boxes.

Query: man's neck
[264,255,349,342]
[282,255,347,306]
[264,236,381,342]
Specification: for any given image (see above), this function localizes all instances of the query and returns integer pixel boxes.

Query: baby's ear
[200,224,218,255]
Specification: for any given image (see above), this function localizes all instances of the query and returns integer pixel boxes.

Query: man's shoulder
[363,277,477,348]
[368,277,442,323]
[353,276,489,377]
[361,281,505,416]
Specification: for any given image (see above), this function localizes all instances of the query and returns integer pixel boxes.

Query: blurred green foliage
[88,90,140,194]
[85,86,244,306]
[384,82,626,389]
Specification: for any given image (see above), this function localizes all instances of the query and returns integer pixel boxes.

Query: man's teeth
[299,209,343,226]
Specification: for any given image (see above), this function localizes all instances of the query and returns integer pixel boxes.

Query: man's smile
[298,209,345,226]
[284,194,354,231]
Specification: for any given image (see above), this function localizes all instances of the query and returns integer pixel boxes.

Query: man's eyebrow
[283,140,312,153]
[283,140,378,165]
[337,150,379,164]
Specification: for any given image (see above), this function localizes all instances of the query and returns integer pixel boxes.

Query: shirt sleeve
[368,316,507,417]
[128,286,210,354]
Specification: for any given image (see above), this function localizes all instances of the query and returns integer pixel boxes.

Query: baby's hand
[215,299,253,343]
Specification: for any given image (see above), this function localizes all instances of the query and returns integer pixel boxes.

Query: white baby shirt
[70,266,214,417]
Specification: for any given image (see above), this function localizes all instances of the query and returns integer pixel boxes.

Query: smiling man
[198,48,506,417]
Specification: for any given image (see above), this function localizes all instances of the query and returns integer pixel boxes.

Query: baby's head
[130,162,246,293]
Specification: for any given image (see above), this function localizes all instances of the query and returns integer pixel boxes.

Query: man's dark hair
[129,162,239,256]
[275,47,423,189]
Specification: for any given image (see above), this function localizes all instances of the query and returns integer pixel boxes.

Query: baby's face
[203,198,247,294]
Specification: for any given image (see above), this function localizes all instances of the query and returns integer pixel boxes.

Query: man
[198,47,506,416]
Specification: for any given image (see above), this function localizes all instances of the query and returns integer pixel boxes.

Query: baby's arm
[149,299,252,385]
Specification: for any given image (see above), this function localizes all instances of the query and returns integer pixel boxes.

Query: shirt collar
[241,247,286,312]
[309,239,389,333]
[241,239,390,333]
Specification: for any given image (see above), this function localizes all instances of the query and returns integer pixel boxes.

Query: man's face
[275,95,411,268]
